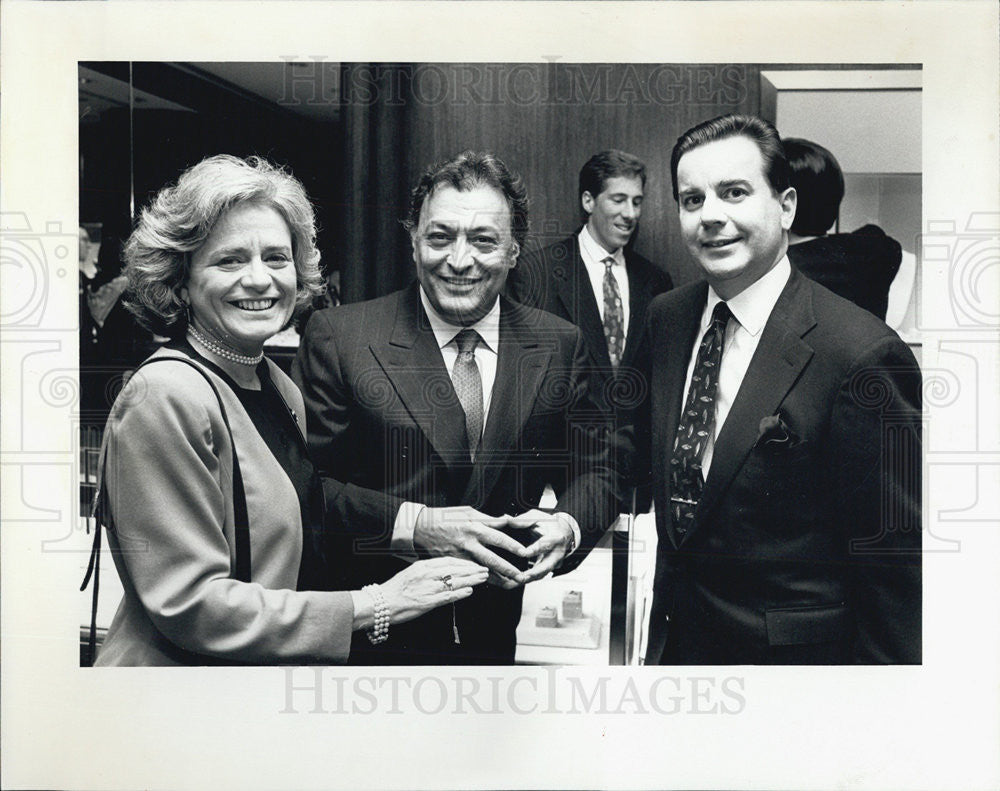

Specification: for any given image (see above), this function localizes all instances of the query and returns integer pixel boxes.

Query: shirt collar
[579,225,625,267]
[418,286,501,354]
[705,255,791,337]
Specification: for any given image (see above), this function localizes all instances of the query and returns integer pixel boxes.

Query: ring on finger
[441,574,453,591]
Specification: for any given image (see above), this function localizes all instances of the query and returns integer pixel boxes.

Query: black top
[174,340,328,590]
[787,224,902,321]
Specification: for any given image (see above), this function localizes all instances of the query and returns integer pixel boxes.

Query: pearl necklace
[187,324,264,366]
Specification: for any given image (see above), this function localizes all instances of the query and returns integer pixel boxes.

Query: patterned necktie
[452,328,483,461]
[602,257,625,368]
[669,301,732,537]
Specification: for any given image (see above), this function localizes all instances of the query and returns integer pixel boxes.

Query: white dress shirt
[579,225,631,343]
[680,256,792,476]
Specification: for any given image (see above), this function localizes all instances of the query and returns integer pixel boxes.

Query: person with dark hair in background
[632,114,921,665]
[90,154,486,666]
[508,150,672,440]
[784,137,902,321]
[294,150,619,665]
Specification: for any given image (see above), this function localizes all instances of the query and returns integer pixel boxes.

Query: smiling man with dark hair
[295,151,618,665]
[508,150,671,511]
[634,115,921,665]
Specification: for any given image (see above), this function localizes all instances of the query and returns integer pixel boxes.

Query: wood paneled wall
[339,63,763,300]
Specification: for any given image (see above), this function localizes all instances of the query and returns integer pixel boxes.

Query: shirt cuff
[556,512,581,555]
[392,501,425,558]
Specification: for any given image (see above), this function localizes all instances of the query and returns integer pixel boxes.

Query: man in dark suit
[508,150,672,435]
[635,115,921,665]
[294,151,618,665]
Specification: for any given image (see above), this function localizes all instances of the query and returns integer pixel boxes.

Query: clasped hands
[413,506,575,589]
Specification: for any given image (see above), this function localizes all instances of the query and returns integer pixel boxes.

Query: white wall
[777,89,921,174]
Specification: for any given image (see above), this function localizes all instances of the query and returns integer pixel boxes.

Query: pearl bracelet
[363,584,389,645]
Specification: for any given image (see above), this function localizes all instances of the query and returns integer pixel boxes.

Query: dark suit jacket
[509,233,672,511]
[637,268,921,665]
[293,283,618,664]
[508,233,672,419]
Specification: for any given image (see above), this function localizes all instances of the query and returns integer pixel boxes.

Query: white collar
[704,256,791,337]
[418,287,501,353]
[579,225,625,267]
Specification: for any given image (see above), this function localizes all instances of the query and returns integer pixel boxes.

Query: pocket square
[755,414,801,450]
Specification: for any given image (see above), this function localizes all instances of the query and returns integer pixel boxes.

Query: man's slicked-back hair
[670,114,790,201]
[783,137,845,236]
[579,149,647,203]
[403,150,529,252]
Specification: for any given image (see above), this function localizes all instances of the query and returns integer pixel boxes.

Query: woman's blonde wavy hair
[122,154,325,337]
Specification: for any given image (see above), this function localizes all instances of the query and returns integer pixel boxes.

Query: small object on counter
[535,606,559,628]
[562,590,584,620]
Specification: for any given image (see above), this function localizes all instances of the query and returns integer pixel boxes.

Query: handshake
[412,505,577,589]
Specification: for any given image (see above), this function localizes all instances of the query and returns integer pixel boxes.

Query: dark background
[80,61,767,310]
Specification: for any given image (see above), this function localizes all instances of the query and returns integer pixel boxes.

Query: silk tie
[452,328,483,461]
[669,301,732,538]
[450,328,484,645]
[602,257,625,369]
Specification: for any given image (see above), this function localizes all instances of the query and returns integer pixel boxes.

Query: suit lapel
[464,298,550,504]
[652,283,708,549]
[692,271,816,534]
[622,252,651,368]
[368,285,472,469]
[554,238,612,370]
